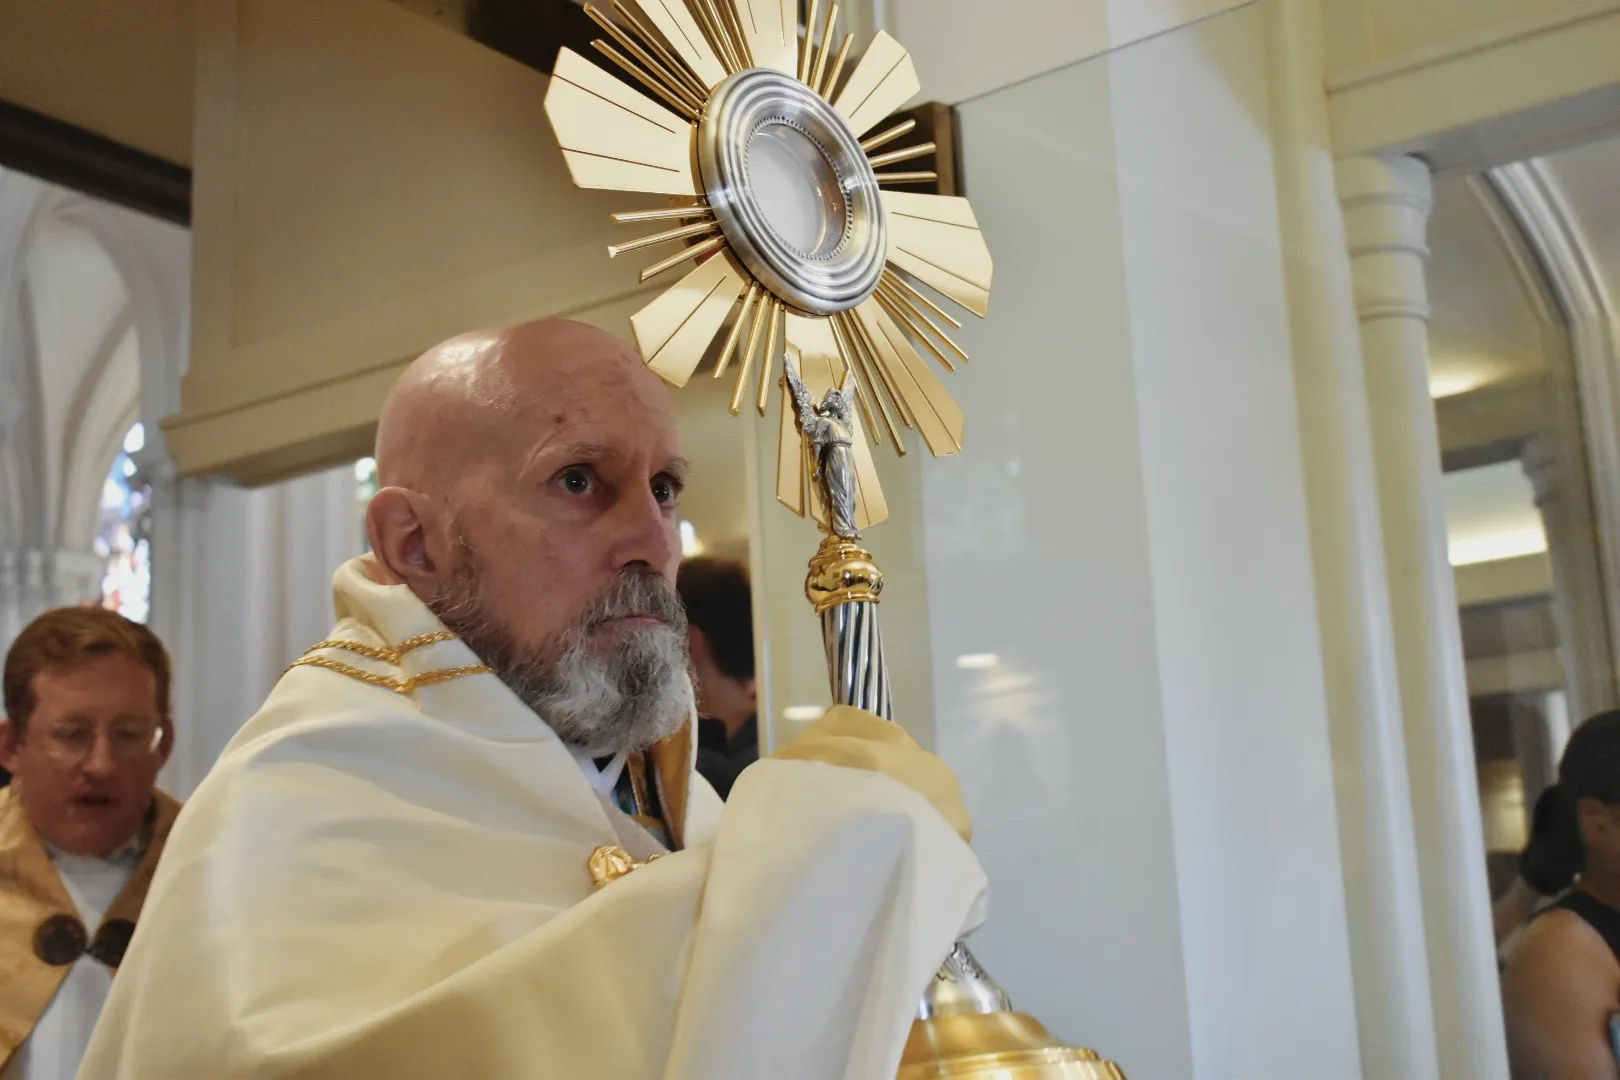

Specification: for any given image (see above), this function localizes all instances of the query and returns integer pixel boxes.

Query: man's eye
[651,475,681,505]
[561,467,592,495]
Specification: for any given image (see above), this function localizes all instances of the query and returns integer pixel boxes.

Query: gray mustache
[584,572,687,629]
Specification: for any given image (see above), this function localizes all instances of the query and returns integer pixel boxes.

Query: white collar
[46,828,145,870]
[571,748,628,798]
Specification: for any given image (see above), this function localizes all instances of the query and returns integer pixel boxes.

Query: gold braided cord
[298,631,459,665]
[287,656,492,696]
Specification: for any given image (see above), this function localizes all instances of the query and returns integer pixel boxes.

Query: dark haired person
[1503,711,1620,1079]
[0,608,180,1080]
[677,557,758,800]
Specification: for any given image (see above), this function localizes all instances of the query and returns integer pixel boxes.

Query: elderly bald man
[77,319,985,1080]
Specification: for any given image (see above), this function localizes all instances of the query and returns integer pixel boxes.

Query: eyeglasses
[34,725,163,766]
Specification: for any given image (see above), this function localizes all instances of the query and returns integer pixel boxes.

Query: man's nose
[80,734,118,779]
[609,486,678,572]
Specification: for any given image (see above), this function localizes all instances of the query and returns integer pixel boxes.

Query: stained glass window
[94,423,152,622]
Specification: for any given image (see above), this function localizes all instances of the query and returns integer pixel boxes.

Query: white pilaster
[1338,153,1510,1080]
[144,454,363,798]
[1265,5,1440,1077]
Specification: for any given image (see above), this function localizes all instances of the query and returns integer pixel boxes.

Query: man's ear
[0,717,20,772]
[155,718,175,768]
[367,487,441,590]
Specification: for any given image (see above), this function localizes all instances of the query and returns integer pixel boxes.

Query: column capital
[131,445,180,488]
[1336,155,1435,213]
[1338,155,1436,323]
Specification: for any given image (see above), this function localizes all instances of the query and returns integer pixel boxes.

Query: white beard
[431,554,692,757]
[502,615,692,757]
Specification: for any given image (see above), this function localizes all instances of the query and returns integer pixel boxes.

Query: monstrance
[544,4,1124,1077]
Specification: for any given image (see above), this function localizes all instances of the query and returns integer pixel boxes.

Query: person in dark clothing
[677,557,756,800]
[1503,710,1620,1079]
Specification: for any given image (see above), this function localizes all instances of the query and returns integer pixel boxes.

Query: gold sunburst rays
[542,0,994,536]
[831,31,919,138]
[882,190,993,316]
[546,47,698,195]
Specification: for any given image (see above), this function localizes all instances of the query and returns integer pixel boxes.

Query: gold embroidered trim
[287,655,492,696]
[299,631,458,665]
[588,844,662,890]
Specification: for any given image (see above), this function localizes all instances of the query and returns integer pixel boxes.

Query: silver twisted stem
[820,601,893,720]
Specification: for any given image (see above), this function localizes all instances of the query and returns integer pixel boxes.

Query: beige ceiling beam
[1434,377,1547,472]
[1327,1,1620,171]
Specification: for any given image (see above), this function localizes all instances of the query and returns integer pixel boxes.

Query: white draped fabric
[79,558,986,1079]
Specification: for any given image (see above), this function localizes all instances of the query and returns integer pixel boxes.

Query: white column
[1522,434,1615,723]
[144,455,362,798]
[143,458,225,795]
[0,551,17,648]
[1338,154,1511,1080]
[1264,5,1440,1078]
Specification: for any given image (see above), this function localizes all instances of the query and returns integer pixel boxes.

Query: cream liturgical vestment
[78,557,987,1080]
[0,789,180,1078]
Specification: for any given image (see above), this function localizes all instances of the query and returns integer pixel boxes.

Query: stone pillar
[1265,5,1439,1077]
[0,551,17,649]
[1522,433,1616,724]
[141,456,231,797]
[143,453,363,799]
[1338,154,1510,1080]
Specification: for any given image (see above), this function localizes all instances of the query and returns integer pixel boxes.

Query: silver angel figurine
[784,352,860,540]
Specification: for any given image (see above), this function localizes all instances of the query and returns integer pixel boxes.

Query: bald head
[365,317,693,756]
[374,318,667,497]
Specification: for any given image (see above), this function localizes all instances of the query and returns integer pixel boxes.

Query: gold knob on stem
[805,535,885,613]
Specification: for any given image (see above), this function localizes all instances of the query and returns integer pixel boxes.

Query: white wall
[925,6,1362,1076]
[888,0,1255,105]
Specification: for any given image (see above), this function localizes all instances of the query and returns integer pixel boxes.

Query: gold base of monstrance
[901,1013,1123,1080]
[542,3,1125,1076]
